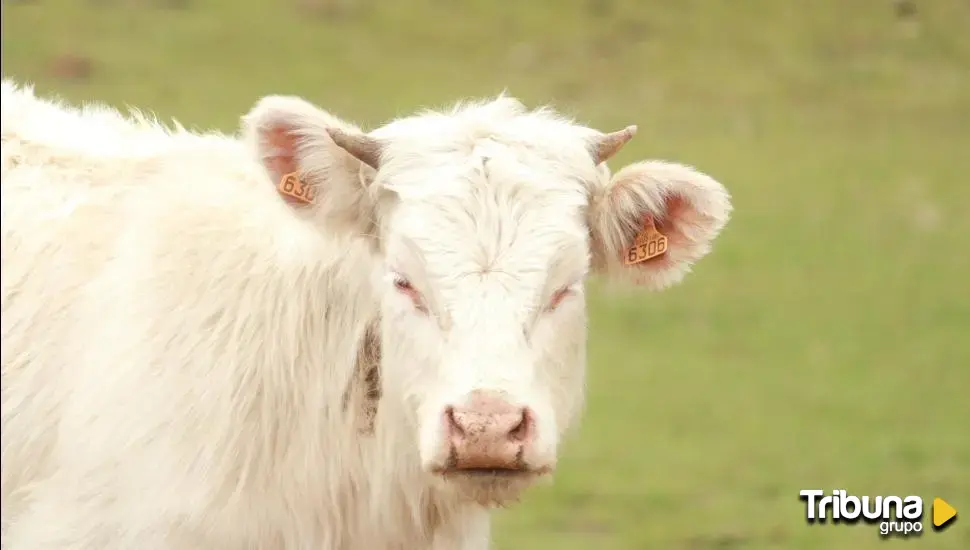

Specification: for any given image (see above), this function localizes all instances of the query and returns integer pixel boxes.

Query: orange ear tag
[277,172,316,205]
[624,217,669,265]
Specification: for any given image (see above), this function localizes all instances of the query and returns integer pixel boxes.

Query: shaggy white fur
[1,80,732,549]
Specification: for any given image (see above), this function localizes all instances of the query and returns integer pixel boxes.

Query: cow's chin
[436,469,551,508]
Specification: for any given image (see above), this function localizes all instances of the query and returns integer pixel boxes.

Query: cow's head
[242,95,732,505]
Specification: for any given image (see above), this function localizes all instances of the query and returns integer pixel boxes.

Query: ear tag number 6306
[624,218,668,265]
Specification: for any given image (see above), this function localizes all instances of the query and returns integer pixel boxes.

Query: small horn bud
[327,128,383,170]
[589,125,638,165]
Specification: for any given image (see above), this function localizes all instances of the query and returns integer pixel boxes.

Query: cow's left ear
[588,160,732,290]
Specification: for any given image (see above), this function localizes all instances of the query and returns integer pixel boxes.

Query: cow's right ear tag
[624,217,669,265]
[277,171,316,205]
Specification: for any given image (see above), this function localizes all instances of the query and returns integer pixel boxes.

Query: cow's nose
[443,390,535,471]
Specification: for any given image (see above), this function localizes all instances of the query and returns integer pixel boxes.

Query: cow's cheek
[537,311,588,436]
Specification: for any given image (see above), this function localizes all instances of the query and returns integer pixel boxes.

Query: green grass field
[3,0,969,548]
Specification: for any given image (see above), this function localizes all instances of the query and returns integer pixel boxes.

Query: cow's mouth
[447,468,532,478]
[436,465,552,480]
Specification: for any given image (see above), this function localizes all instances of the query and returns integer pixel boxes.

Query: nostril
[507,407,533,442]
[444,405,464,437]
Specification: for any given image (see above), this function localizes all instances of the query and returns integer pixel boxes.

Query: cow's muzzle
[435,389,542,477]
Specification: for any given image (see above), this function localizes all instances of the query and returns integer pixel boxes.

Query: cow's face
[243,96,733,506]
[372,124,597,505]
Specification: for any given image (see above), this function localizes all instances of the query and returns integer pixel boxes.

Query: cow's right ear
[241,95,382,233]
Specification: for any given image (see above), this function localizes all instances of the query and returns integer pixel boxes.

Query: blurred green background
[3,0,968,548]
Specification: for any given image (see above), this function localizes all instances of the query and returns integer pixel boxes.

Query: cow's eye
[546,286,573,311]
[393,276,414,293]
[392,274,425,310]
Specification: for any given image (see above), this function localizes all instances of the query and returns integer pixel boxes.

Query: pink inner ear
[654,195,688,241]
[264,124,314,208]
[265,124,299,179]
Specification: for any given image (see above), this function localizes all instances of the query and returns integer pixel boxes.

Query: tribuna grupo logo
[799,489,924,537]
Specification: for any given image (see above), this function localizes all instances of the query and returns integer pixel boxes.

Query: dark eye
[392,274,426,311]
[547,286,573,311]
[393,277,414,293]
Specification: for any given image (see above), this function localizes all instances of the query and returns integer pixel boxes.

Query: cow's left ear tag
[277,171,316,205]
[624,216,669,265]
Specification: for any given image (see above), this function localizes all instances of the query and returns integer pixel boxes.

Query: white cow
[0,80,732,549]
